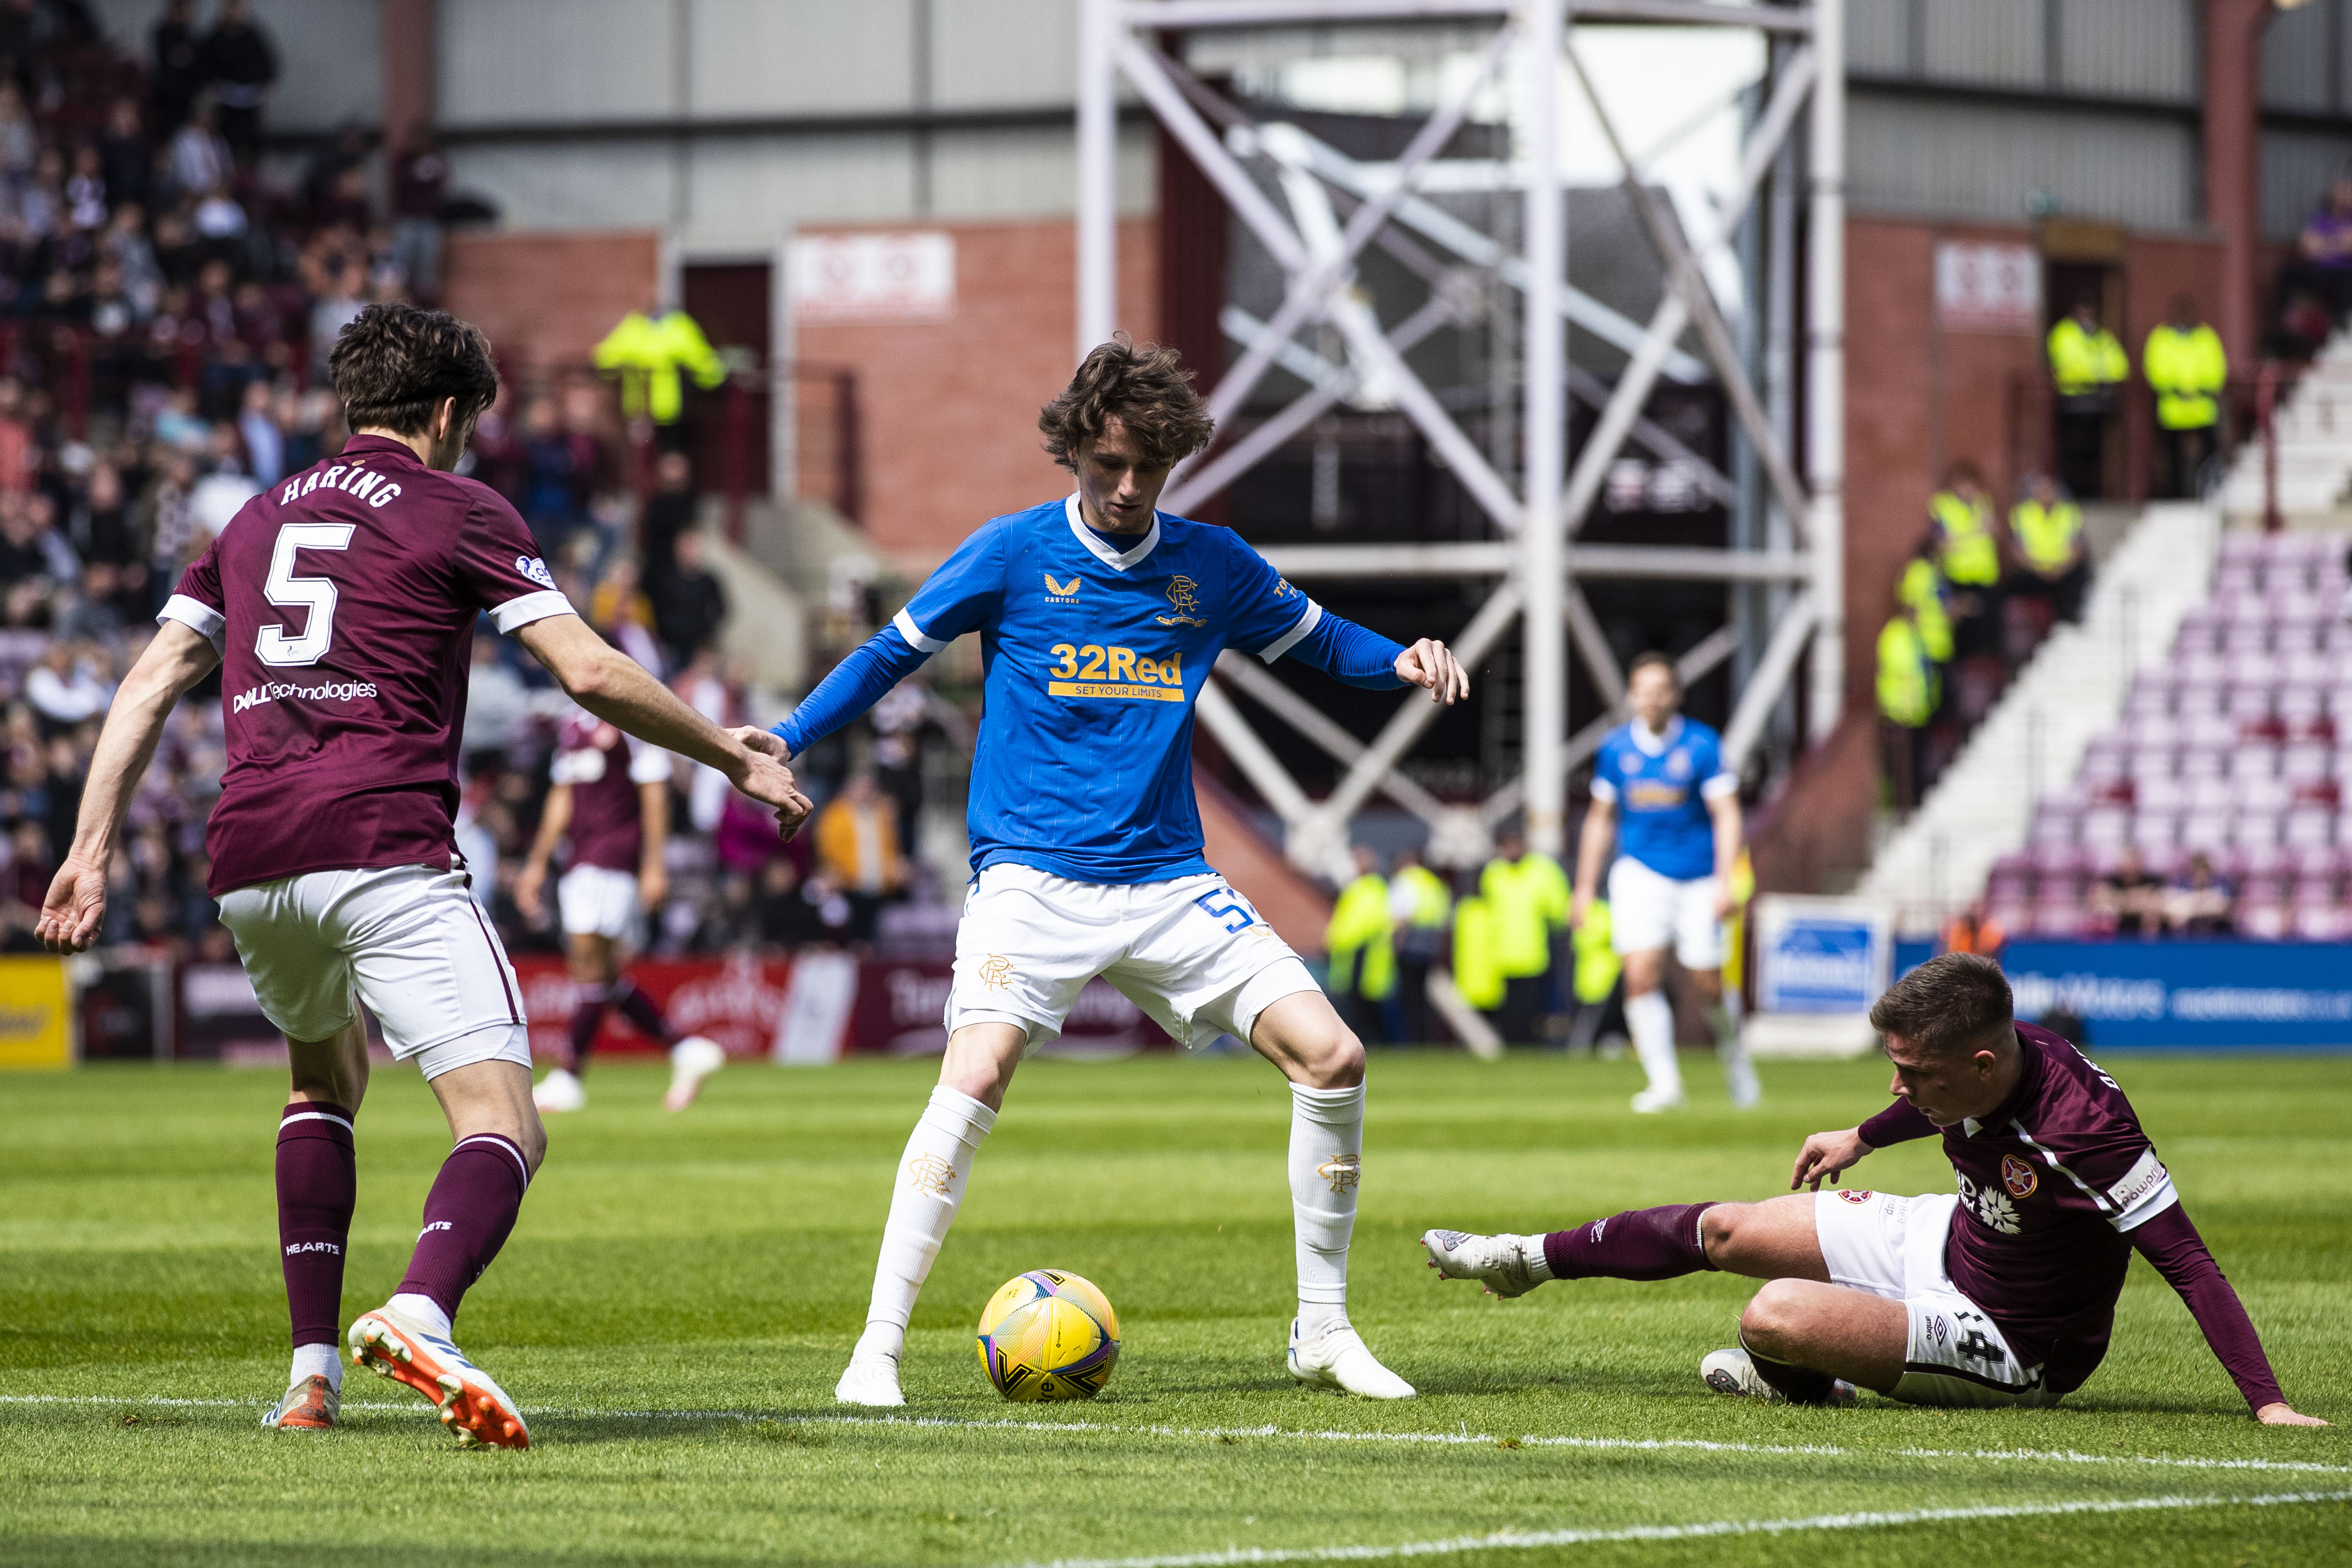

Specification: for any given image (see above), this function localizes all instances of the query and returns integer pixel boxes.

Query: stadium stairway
[2219,327,2352,521]
[1857,502,2222,935]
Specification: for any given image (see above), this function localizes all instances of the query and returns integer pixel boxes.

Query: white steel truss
[1076,0,1844,875]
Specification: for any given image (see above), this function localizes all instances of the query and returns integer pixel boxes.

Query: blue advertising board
[1892,939,2352,1049]
[1755,898,1891,1015]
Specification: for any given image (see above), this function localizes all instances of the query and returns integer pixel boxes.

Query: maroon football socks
[276,1101,357,1352]
[567,978,679,1073]
[394,1134,532,1325]
[1542,1202,1718,1281]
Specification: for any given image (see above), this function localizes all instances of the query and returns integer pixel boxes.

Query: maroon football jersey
[162,435,574,896]
[551,709,670,872]
[1861,1022,2177,1391]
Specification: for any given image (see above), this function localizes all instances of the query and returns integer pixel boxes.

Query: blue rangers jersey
[776,495,1405,884]
[1589,715,1736,882]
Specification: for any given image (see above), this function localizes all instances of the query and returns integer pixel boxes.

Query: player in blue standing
[1573,652,1759,1112]
[740,339,1467,1406]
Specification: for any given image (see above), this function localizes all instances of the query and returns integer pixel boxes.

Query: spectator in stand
[1938,900,2005,959]
[236,378,282,486]
[306,254,362,383]
[25,639,107,731]
[589,555,665,676]
[0,488,77,582]
[2094,845,2166,936]
[2287,171,2352,324]
[148,0,204,133]
[64,144,105,233]
[0,83,32,189]
[1927,462,2004,661]
[870,678,928,854]
[98,97,150,215]
[814,771,904,942]
[200,0,276,168]
[518,395,589,553]
[390,120,447,299]
[301,121,368,219]
[652,528,727,670]
[2166,852,2235,936]
[166,97,230,202]
[639,448,696,587]
[54,563,124,644]
[101,204,162,315]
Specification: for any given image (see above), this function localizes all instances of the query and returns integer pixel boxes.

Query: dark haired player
[516,707,728,1115]
[745,338,1468,1406]
[38,303,809,1447]
[1423,953,2326,1424]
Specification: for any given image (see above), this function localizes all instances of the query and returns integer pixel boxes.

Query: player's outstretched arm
[518,614,811,836]
[38,620,221,953]
[1569,797,1613,929]
[2130,1202,2326,1425]
[513,783,570,922]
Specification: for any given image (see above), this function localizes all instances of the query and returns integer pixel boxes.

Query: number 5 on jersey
[256,522,354,667]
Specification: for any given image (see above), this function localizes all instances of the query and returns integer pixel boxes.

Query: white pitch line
[3,1394,2346,1480]
[1015,1489,2352,1568]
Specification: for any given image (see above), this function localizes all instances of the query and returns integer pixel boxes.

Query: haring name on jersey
[1046,642,1185,702]
[277,464,405,508]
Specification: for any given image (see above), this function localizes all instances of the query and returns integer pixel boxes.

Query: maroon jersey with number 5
[160,434,574,896]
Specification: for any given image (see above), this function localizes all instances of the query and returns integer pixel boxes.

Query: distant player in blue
[741,339,1467,1406]
[1573,653,1759,1113]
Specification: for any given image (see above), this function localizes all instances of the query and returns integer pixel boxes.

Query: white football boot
[1699,1347,1856,1406]
[663,1037,727,1112]
[532,1067,586,1114]
[1420,1229,1546,1298]
[259,1373,338,1430]
[1287,1318,1415,1399]
[1629,1084,1685,1115]
[349,1304,531,1448]
[834,1351,907,1407]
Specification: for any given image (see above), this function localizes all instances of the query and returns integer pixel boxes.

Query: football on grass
[975,1269,1120,1401]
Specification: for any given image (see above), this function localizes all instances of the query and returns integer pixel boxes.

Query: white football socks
[291,1341,342,1390]
[388,1292,452,1340]
[1627,990,1682,1099]
[1289,1081,1365,1336]
[852,1085,997,1363]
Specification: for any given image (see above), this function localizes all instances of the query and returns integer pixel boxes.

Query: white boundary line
[4,1394,2346,1480]
[1016,1489,2352,1568]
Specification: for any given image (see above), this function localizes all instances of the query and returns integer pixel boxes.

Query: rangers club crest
[2002,1154,2040,1198]
[1155,575,1208,627]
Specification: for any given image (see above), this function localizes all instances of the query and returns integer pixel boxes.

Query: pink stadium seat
[2182,711,2238,748]
[2291,872,2341,904]
[2179,813,2231,852]
[2242,774,2296,814]
[2283,742,2332,782]
[2284,806,2335,848]
[2081,806,2131,849]
[2030,842,2091,884]
[2240,840,2295,877]
[2137,775,2188,814]
[2236,742,2285,780]
[2215,564,2260,597]
[2124,685,2174,720]
[2173,649,2228,687]
[2126,738,2179,775]
[2234,812,2283,849]
[2236,900,2289,940]
[2220,623,2270,657]
[2175,746,2226,782]
[2028,900,2088,938]
[2279,688,2330,730]
[2284,652,2334,688]
[2223,650,2276,688]
[2174,682,2224,720]
[2294,904,2352,942]
[2131,812,2179,853]
[2326,623,2352,656]
[2223,684,2275,722]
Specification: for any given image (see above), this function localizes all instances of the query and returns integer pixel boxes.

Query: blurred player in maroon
[38,303,809,1447]
[1424,953,2326,1425]
[515,706,726,1114]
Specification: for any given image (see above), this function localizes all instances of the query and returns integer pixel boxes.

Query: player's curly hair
[328,303,501,437]
[1869,952,2014,1056]
[1038,335,1216,472]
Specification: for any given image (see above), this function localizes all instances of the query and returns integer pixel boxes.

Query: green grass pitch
[2,1049,2346,1566]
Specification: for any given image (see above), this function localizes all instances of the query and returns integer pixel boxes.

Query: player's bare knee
[1309,1032,1366,1089]
[1698,1201,1750,1265]
[1739,1278,1812,1353]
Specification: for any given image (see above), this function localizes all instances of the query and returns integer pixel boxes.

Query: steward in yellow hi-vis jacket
[2145,296,2228,499]
[1326,846,1395,1044]
[2049,297,2127,499]
[2009,471,2088,625]
[594,307,727,425]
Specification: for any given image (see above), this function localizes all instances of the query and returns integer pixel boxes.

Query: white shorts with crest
[947,863,1318,1053]
[1812,1187,2060,1408]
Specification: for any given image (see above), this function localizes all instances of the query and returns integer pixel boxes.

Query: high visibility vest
[1929,490,2001,586]
[593,309,727,424]
[1571,900,1621,1005]
[1876,614,1938,728]
[1391,864,1452,930]
[1326,873,1396,999]
[1478,852,1571,979]
[2047,317,2128,397]
[2144,322,2226,432]
[1451,895,1506,1011]
[1896,557,1954,662]
[2010,499,2082,574]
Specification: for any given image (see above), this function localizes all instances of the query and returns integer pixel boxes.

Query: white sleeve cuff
[1587,776,1619,803]
[158,594,226,652]
[893,606,948,654]
[1257,599,1322,663]
[491,589,574,633]
[1700,772,1741,800]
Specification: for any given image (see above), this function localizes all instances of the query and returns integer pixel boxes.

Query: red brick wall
[443,229,664,377]
[796,218,1159,567]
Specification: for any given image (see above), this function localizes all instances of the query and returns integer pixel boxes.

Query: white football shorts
[947,863,1318,1053]
[1607,854,1724,969]
[216,864,532,1080]
[557,863,641,942]
[1812,1187,2059,1408]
